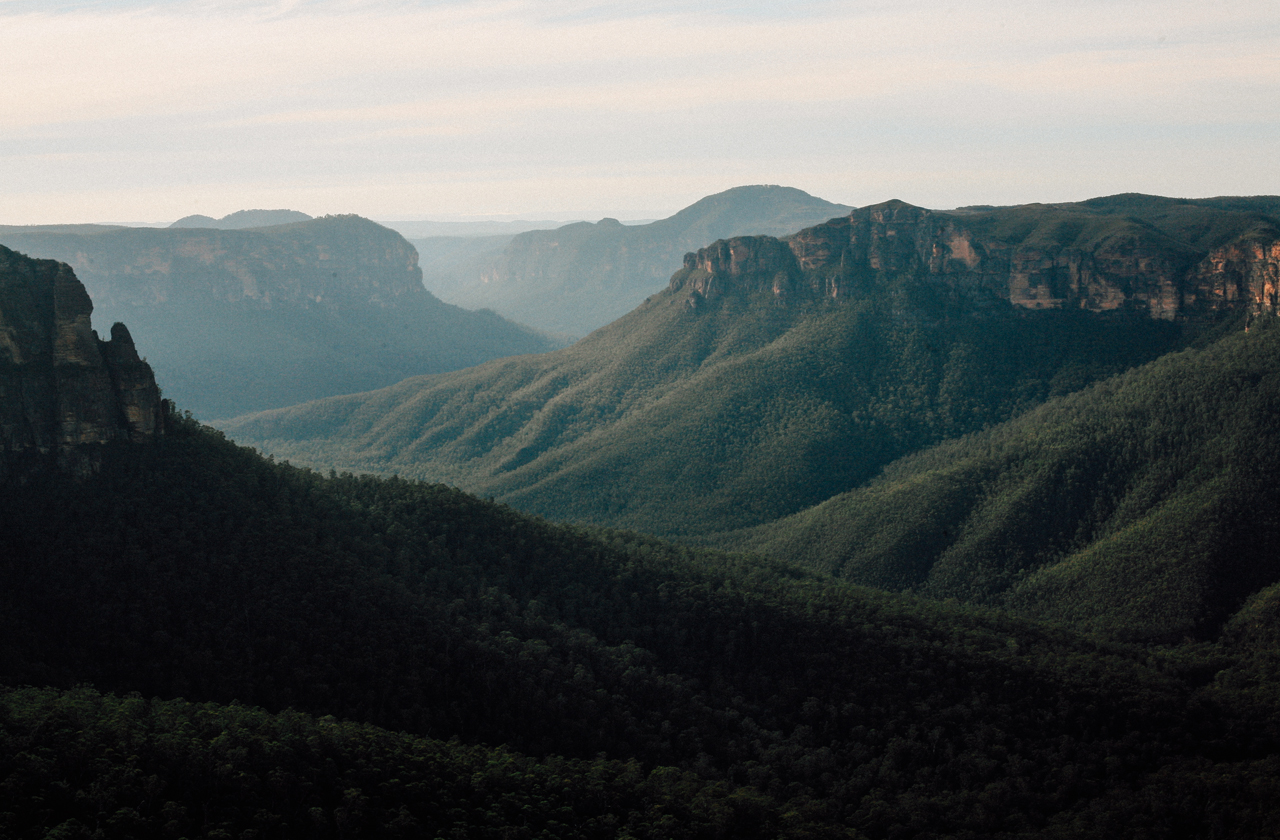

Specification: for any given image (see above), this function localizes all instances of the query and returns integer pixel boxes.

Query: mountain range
[5,240,1280,836]
[416,184,854,336]
[6,197,1280,836]
[0,215,560,419]
[225,192,1280,643]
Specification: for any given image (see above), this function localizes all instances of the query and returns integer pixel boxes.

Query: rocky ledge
[0,245,163,475]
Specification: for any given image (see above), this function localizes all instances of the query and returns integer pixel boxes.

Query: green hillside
[221,192,1280,573]
[6,415,1280,837]
[224,268,1184,537]
[736,319,1280,642]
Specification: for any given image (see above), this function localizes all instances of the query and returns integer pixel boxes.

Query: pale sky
[2,0,1277,224]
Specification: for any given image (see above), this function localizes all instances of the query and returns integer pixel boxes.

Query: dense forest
[734,317,1280,642]
[4,412,1280,837]
[224,273,1187,537]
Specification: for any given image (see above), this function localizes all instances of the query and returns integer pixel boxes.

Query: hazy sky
[2,0,1277,224]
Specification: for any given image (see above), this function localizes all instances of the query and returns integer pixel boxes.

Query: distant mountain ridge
[0,215,560,418]
[424,185,853,335]
[222,193,1280,643]
[169,208,313,229]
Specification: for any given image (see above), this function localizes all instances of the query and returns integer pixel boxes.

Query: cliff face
[0,214,426,312]
[671,199,1280,321]
[0,245,163,472]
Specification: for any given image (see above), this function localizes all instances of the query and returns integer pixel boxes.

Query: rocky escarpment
[671,198,1280,321]
[0,245,163,474]
[0,214,424,312]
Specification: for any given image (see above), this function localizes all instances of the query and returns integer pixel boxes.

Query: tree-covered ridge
[5,415,1280,837]
[223,270,1186,537]
[735,317,1280,642]
[224,192,1280,536]
[947,193,1280,254]
[1,686,838,840]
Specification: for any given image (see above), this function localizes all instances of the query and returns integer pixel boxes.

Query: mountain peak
[170,209,313,229]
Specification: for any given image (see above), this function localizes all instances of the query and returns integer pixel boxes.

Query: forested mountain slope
[0,215,559,418]
[6,414,1280,838]
[226,286,1184,537]
[734,319,1280,642]
[429,184,853,335]
[224,194,1280,537]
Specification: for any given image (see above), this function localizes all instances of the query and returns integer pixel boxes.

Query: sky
[1,0,1277,224]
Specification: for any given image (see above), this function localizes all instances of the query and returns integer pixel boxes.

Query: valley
[4,190,1280,838]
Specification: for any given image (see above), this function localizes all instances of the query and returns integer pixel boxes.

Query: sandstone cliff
[0,245,163,474]
[671,197,1280,321]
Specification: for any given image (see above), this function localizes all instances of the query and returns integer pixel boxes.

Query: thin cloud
[0,0,1277,221]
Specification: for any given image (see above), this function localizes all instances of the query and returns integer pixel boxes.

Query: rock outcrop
[0,245,163,475]
[671,198,1280,322]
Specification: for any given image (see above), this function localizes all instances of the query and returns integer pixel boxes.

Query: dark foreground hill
[6,413,1280,838]
[0,215,560,418]
[425,184,853,335]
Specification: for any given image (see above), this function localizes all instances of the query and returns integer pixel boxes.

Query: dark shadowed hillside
[6,414,1280,838]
